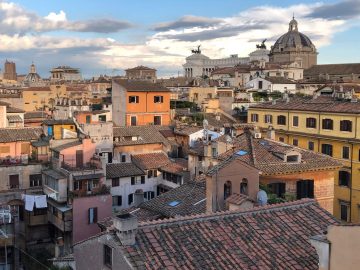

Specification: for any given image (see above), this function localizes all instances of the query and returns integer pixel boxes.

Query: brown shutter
[9,175,19,188]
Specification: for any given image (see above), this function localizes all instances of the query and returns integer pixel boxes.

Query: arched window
[224,181,232,200]
[240,178,248,195]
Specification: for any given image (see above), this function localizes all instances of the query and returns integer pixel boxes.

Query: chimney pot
[113,213,138,246]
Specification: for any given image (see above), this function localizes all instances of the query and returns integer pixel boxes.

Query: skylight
[168,201,181,207]
[236,150,248,156]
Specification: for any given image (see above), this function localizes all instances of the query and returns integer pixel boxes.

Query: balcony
[0,155,44,167]
[47,212,72,232]
[70,184,110,199]
[61,159,102,172]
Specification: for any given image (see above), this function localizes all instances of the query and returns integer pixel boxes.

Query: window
[211,147,217,157]
[112,178,119,187]
[129,96,139,103]
[292,138,298,146]
[268,183,286,198]
[322,119,333,130]
[296,180,314,199]
[154,96,164,103]
[279,137,285,142]
[292,116,299,127]
[240,178,248,195]
[148,170,153,178]
[128,193,134,205]
[104,245,112,267]
[112,196,122,206]
[86,115,91,124]
[74,181,82,190]
[306,117,316,128]
[30,174,42,187]
[286,155,299,163]
[224,181,232,200]
[340,120,352,132]
[121,154,126,163]
[339,171,350,187]
[9,174,19,189]
[264,114,272,124]
[308,141,314,151]
[342,146,350,159]
[130,116,137,126]
[154,116,161,125]
[144,191,155,200]
[251,113,258,123]
[321,144,333,156]
[98,115,106,122]
[258,80,263,89]
[340,203,349,222]
[131,177,135,185]
[88,207,97,224]
[277,115,286,125]
[141,176,145,184]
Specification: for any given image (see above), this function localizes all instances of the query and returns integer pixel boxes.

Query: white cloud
[45,10,67,22]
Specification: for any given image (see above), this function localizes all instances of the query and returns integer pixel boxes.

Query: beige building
[125,66,157,82]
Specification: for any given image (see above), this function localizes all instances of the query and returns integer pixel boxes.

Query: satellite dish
[257,190,268,206]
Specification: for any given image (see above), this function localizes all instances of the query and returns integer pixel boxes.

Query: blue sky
[0,0,359,78]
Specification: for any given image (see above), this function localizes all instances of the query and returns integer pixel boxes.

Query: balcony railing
[0,155,43,167]
[47,212,72,232]
[61,160,101,171]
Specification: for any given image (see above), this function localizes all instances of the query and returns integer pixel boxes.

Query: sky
[0,0,359,78]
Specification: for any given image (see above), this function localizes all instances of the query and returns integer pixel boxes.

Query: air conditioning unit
[254,132,262,139]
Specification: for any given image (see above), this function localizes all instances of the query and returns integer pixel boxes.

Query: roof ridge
[138,198,317,228]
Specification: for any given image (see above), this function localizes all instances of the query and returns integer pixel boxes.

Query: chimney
[113,213,138,245]
[134,189,144,207]
[266,126,275,140]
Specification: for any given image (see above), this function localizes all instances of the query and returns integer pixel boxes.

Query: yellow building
[22,85,67,111]
[248,94,360,223]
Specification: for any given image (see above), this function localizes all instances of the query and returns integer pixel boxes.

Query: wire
[14,246,50,270]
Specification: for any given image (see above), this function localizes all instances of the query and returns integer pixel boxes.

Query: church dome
[271,18,316,53]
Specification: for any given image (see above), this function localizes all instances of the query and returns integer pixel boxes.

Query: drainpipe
[349,142,353,222]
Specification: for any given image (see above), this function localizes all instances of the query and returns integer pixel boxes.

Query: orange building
[112,80,171,126]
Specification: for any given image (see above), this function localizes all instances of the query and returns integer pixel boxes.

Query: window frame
[339,171,350,187]
[128,96,139,104]
[264,114,272,124]
[292,116,299,127]
[88,207,98,224]
[308,141,315,151]
[277,115,286,126]
[342,146,350,159]
[340,120,352,132]
[154,96,164,103]
[321,143,333,157]
[322,118,333,130]
[104,245,113,268]
[306,117,317,129]
[250,113,258,123]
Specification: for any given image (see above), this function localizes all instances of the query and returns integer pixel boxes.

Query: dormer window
[286,155,300,163]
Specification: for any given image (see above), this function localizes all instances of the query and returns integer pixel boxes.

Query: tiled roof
[140,181,206,218]
[22,87,51,91]
[123,199,338,269]
[106,163,144,178]
[226,193,254,205]
[264,76,296,84]
[250,96,360,114]
[42,119,75,125]
[209,131,342,176]
[24,111,48,119]
[6,106,25,113]
[304,63,360,76]
[43,169,66,179]
[203,113,236,128]
[174,126,202,136]
[114,79,170,92]
[211,65,250,76]
[0,127,43,143]
[159,162,186,175]
[132,152,170,170]
[113,126,169,146]
[51,140,82,152]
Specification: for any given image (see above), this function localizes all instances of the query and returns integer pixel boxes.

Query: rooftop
[106,163,145,178]
[304,63,360,76]
[132,152,170,170]
[0,127,43,143]
[83,199,338,269]
[51,140,82,152]
[250,96,360,114]
[125,65,156,71]
[113,126,170,146]
[113,79,170,92]
[210,131,342,176]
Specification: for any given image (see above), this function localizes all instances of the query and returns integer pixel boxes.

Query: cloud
[152,15,223,31]
[0,1,132,34]
[68,19,133,33]
[306,0,360,20]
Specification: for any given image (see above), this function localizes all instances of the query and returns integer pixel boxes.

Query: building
[304,63,360,83]
[245,76,297,93]
[113,126,172,161]
[112,80,171,126]
[43,138,112,255]
[248,94,360,222]
[42,119,77,140]
[210,65,251,88]
[50,66,82,82]
[3,60,17,81]
[23,62,44,87]
[0,101,25,128]
[311,225,360,270]
[183,45,269,78]
[269,17,317,69]
[73,199,338,269]
[125,66,157,82]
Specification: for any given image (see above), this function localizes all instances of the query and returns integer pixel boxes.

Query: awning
[7,115,23,123]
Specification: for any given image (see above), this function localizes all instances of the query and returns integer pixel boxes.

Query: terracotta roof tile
[0,127,43,143]
[114,79,169,92]
[132,152,170,170]
[106,163,145,178]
